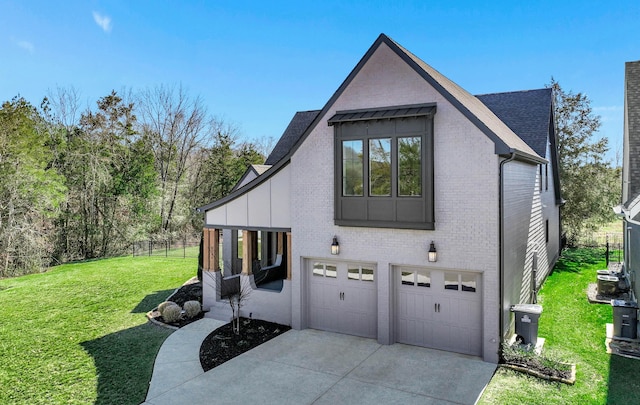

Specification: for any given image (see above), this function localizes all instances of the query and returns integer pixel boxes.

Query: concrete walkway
[144,319,496,405]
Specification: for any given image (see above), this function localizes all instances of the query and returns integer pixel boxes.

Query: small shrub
[162,304,182,323]
[158,301,177,315]
[183,300,201,319]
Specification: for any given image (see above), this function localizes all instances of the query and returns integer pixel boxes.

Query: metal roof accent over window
[327,103,436,126]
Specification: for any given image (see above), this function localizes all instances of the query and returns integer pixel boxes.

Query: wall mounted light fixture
[331,236,340,255]
[428,241,437,262]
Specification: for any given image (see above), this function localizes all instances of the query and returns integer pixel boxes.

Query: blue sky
[2,1,639,162]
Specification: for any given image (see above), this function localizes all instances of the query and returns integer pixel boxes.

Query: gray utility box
[611,300,638,339]
[511,304,543,346]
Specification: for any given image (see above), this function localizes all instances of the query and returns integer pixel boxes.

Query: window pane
[237,232,243,259]
[348,267,360,280]
[401,271,415,285]
[416,271,430,287]
[398,137,422,196]
[444,273,459,291]
[461,274,476,292]
[362,267,374,282]
[326,265,337,278]
[369,138,391,196]
[342,140,363,196]
[313,263,324,277]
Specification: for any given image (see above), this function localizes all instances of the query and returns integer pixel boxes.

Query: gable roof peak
[373,35,542,161]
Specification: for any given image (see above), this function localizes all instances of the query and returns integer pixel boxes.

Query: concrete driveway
[144,319,496,405]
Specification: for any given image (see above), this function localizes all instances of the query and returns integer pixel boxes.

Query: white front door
[396,267,482,356]
[308,261,377,338]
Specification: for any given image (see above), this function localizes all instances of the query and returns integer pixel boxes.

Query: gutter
[498,151,517,358]
[498,148,547,165]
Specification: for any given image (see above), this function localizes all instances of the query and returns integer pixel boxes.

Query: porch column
[203,228,220,272]
[286,232,292,280]
[277,232,284,255]
[241,230,257,275]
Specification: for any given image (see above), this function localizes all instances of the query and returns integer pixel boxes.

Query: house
[617,60,640,298]
[197,34,562,363]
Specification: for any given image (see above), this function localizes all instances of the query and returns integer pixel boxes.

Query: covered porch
[201,227,293,326]
[198,163,294,325]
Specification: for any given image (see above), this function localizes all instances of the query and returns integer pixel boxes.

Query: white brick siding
[290,43,501,362]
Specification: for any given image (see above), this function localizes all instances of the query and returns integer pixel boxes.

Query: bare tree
[253,135,277,160]
[204,271,251,335]
[46,86,82,130]
[136,84,211,234]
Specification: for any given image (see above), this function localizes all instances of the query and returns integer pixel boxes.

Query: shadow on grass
[130,289,175,313]
[553,248,606,273]
[81,323,172,405]
[607,353,640,404]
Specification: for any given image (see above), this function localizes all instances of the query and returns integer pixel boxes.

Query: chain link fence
[574,231,624,264]
[131,234,201,258]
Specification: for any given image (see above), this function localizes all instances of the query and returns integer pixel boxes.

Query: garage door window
[461,274,477,292]
[313,262,337,278]
[348,266,375,281]
[444,273,459,290]
[444,272,477,293]
[401,269,430,287]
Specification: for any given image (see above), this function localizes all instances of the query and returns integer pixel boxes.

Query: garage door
[396,267,482,356]
[308,261,377,338]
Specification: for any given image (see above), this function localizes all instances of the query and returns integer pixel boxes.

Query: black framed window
[342,140,363,196]
[329,104,436,230]
[545,219,549,243]
[398,136,422,196]
[369,138,391,196]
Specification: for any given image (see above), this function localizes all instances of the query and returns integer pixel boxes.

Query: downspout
[499,151,517,357]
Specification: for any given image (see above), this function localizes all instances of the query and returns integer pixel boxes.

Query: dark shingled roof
[265,110,321,165]
[476,88,552,157]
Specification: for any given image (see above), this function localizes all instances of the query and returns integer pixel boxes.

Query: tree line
[550,79,622,246]
[0,86,266,277]
[0,80,623,277]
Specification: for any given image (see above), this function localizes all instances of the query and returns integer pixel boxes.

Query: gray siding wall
[502,160,551,338]
[626,221,640,298]
[540,141,561,281]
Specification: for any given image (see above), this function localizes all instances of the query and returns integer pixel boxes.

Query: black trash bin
[511,304,543,346]
[611,300,638,339]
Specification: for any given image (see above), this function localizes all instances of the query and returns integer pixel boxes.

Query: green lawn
[0,256,197,405]
[479,249,640,405]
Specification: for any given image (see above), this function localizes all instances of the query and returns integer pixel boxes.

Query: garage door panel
[341,309,377,338]
[309,306,339,332]
[396,268,482,357]
[399,318,436,347]
[398,289,434,320]
[468,327,483,355]
[308,260,377,339]
[344,283,376,313]
[432,324,453,351]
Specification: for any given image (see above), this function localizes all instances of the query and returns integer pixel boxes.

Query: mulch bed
[199,318,290,372]
[147,278,204,328]
[148,278,291,372]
